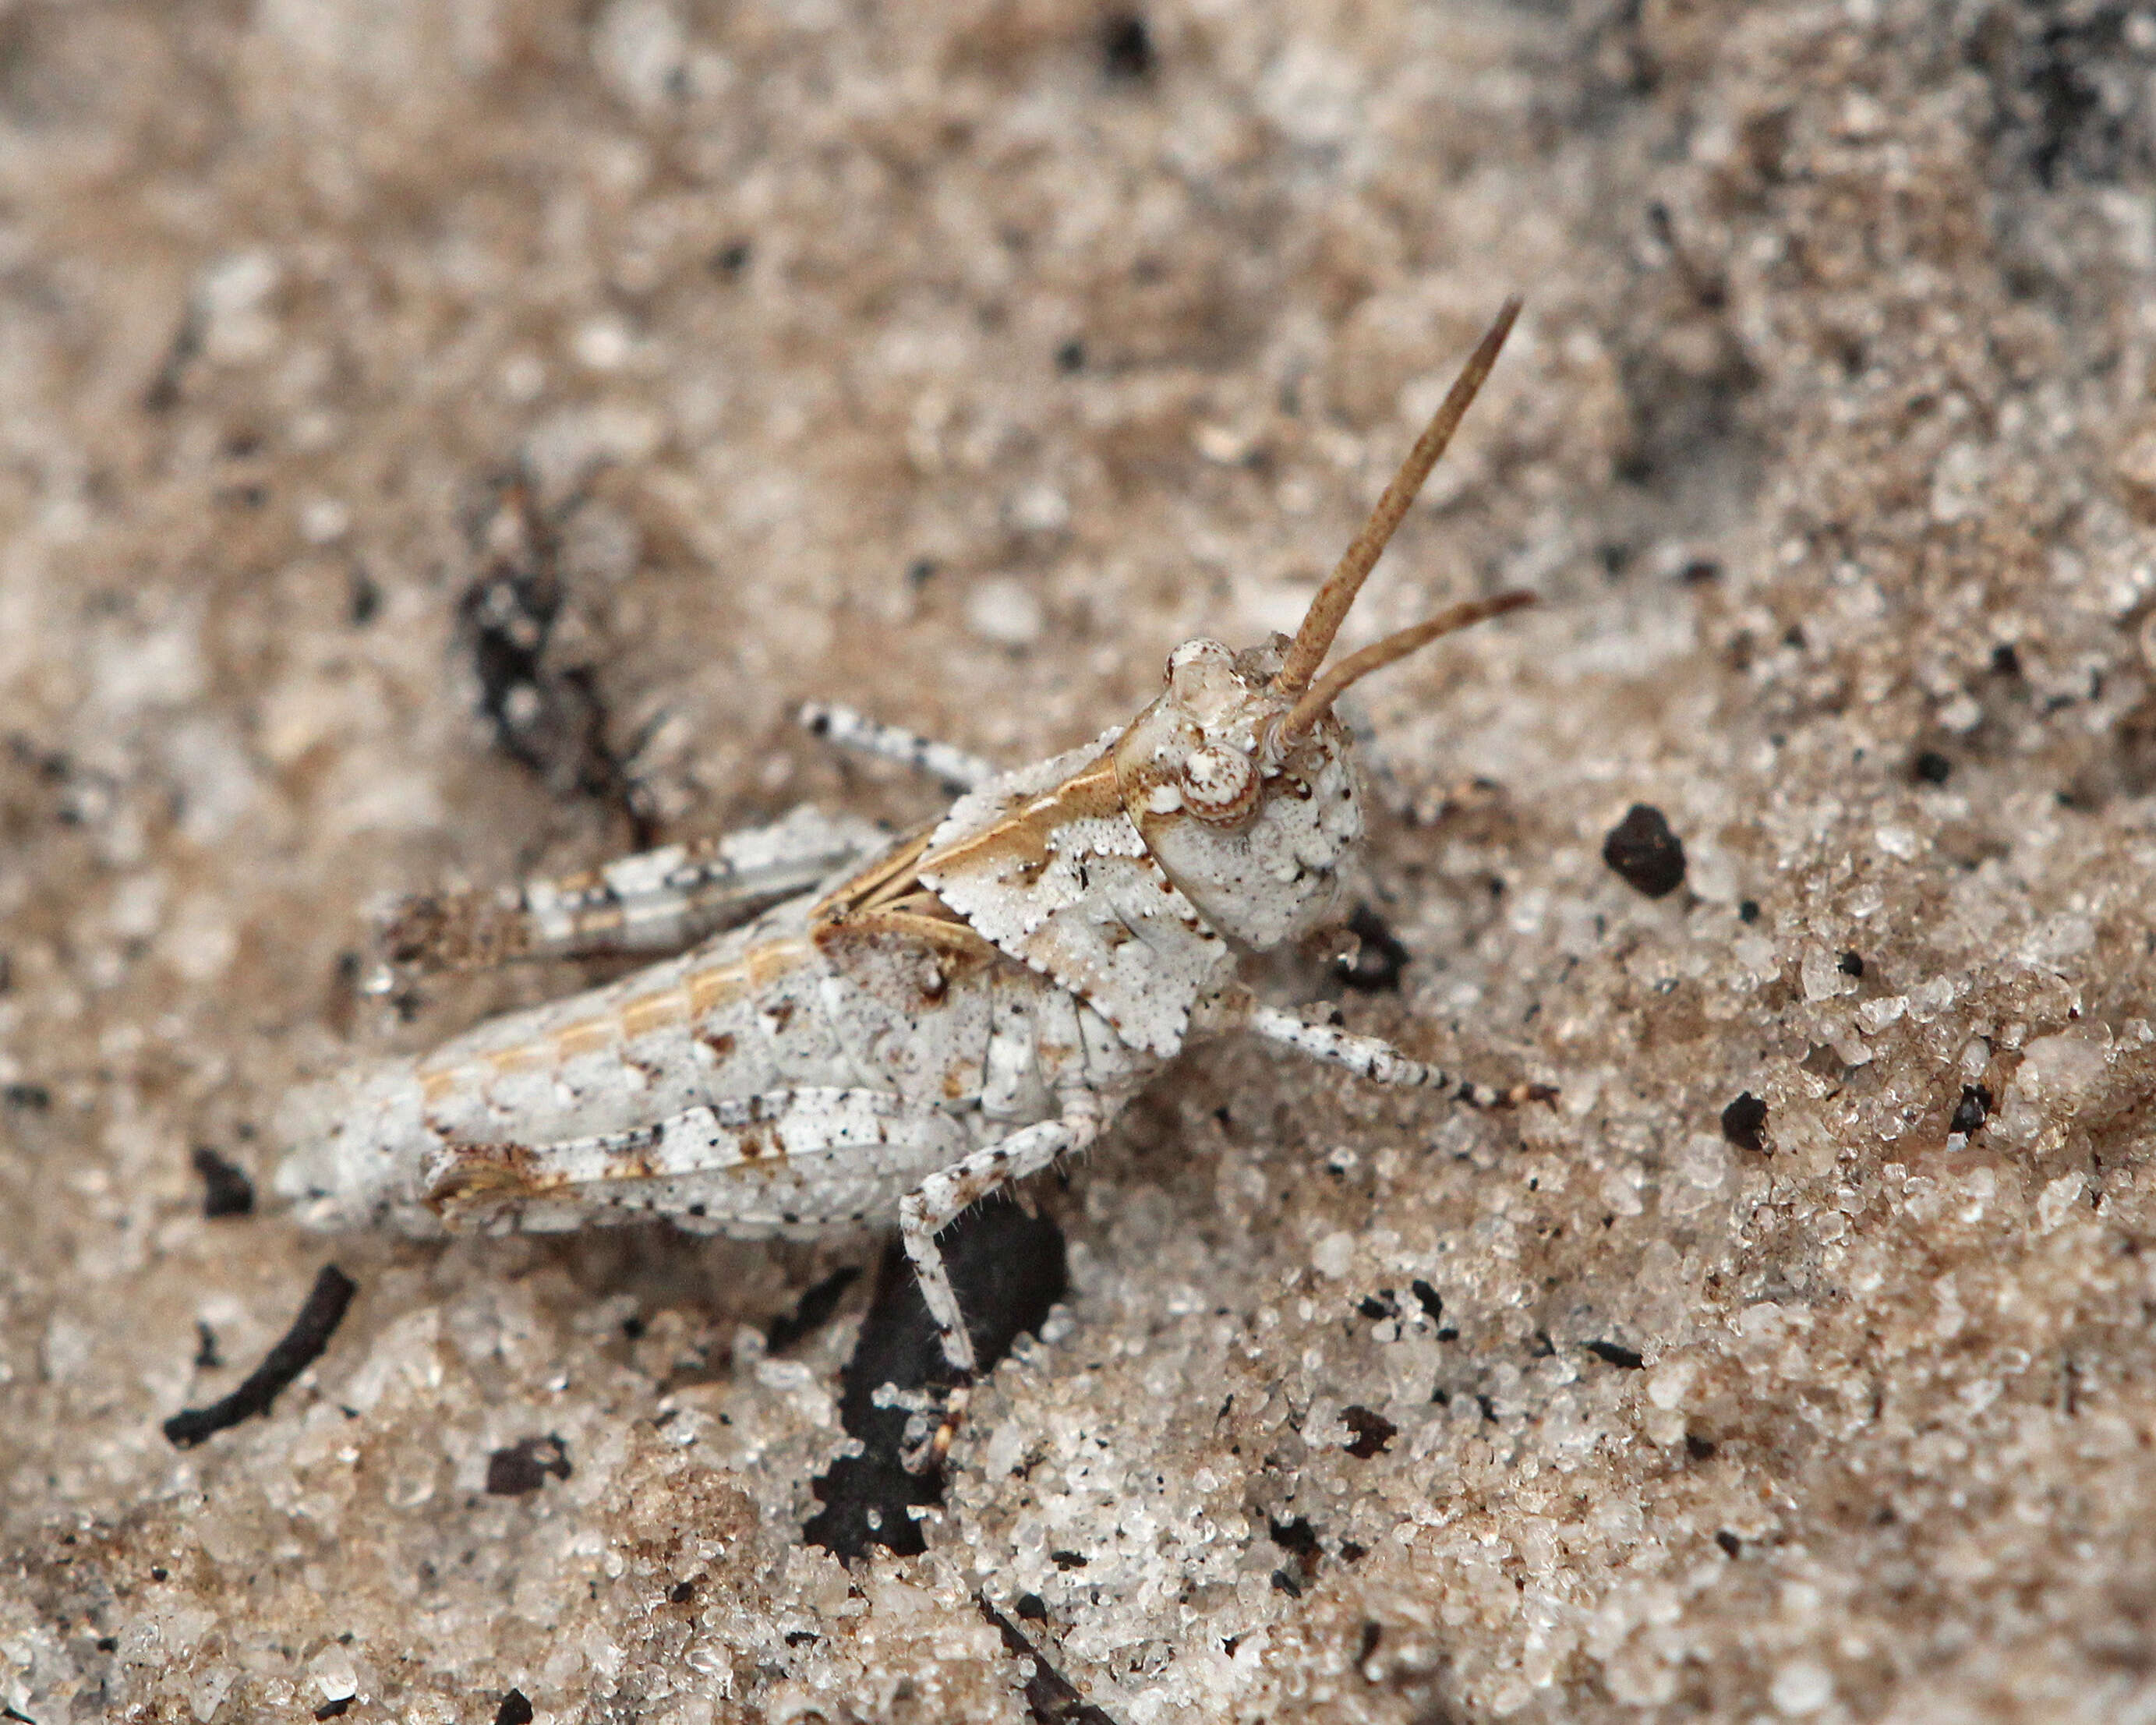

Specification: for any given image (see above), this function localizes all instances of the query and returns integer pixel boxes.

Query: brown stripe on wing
[914,751,1122,883]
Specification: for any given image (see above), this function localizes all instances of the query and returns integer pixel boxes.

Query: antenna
[1277,592,1536,741]
[1271,297,1522,700]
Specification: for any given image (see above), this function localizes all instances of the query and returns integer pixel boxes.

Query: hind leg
[370,804,889,986]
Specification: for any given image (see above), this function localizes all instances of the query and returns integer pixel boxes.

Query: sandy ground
[5,2,2156,1720]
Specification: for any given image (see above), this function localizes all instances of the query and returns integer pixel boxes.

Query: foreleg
[370,805,888,985]
[799,701,1000,792]
[1248,1006,1554,1109]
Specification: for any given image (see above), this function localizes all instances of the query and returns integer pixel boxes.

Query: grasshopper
[276,300,1548,1461]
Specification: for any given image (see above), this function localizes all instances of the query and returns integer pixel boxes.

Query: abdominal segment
[424,1085,970,1236]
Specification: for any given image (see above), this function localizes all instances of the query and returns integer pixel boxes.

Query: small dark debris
[1342,1405,1398,1458]
[495,1691,535,1725]
[1016,1593,1049,1622]
[313,1699,352,1721]
[1409,1281,1444,1322]
[1356,1621,1381,1666]
[1913,749,1952,785]
[95,1638,117,1653]
[977,1594,1119,1725]
[1678,558,1723,584]
[1049,1550,1088,1570]
[348,569,380,627]
[1583,1338,1645,1370]
[1339,1540,1367,1563]
[1991,642,2023,679]
[1271,1568,1303,1597]
[3,1082,50,1111]
[150,1568,168,1582]
[1838,949,1865,977]
[804,1204,1066,1560]
[765,1264,862,1353]
[193,1322,221,1371]
[143,313,201,412]
[1055,338,1087,374]
[164,1265,356,1448]
[1601,804,1686,898]
[486,1436,571,1497]
[1268,1515,1320,1576]
[1716,1530,1741,1558]
[1719,1091,1769,1154]
[1338,903,1410,993]
[783,1630,819,1647]
[1737,899,1759,924]
[1951,1084,1994,1136]
[667,1580,695,1604]
[1356,1292,1398,1321]
[457,479,635,820]
[1100,12,1154,80]
[619,1313,645,1341]
[1686,1433,1718,1462]
[712,239,753,276]
[191,1146,255,1218]
[906,557,939,588]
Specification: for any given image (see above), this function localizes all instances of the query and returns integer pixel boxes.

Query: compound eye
[1180,744,1260,827]
[1165,638,1236,698]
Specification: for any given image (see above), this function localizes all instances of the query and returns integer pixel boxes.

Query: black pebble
[191,1146,255,1218]
[1720,1091,1769,1154]
[485,1436,571,1496]
[1950,1084,1993,1135]
[1582,1338,1645,1370]
[1602,804,1687,898]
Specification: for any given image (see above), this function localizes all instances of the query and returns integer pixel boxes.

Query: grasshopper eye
[1180,744,1259,826]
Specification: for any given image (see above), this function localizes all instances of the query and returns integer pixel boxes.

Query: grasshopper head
[1112,299,1534,950]
[1112,632,1363,947]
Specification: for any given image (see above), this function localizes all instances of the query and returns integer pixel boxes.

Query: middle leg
[896,1092,1104,1377]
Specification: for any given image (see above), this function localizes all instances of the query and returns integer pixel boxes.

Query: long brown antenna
[1278,591,1536,741]
[1271,296,1522,698]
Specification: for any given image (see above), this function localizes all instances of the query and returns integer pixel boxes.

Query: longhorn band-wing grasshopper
[277,300,1551,1463]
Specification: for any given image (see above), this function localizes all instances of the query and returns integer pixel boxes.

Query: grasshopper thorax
[1112,634,1362,949]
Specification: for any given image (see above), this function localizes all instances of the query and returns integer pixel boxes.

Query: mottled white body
[278,302,1547,1405]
